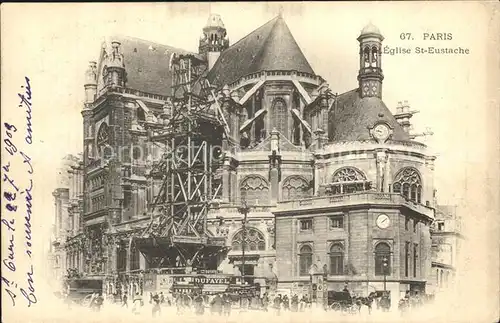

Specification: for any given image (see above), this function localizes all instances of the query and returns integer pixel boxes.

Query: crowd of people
[83,290,318,317]
[76,288,434,318]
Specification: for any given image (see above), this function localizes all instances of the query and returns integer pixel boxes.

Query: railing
[207,204,274,215]
[277,192,434,218]
[322,140,428,152]
[97,85,169,102]
[228,70,325,89]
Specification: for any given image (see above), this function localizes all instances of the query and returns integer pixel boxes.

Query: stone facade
[428,205,464,296]
[54,14,447,303]
[49,154,82,291]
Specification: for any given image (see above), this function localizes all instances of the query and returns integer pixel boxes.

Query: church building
[65,13,436,302]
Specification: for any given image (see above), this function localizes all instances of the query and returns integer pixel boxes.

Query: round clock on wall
[373,123,390,142]
[376,214,391,229]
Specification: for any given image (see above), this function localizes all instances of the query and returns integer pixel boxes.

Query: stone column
[132,183,138,219]
[222,159,231,203]
[137,186,145,217]
[230,169,238,204]
[269,130,281,204]
[126,238,132,273]
[384,154,391,193]
[270,167,279,204]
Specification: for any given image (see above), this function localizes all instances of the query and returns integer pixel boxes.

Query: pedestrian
[193,293,205,316]
[159,292,165,304]
[282,295,290,311]
[152,293,161,317]
[122,293,128,308]
[210,293,223,315]
[132,292,143,315]
[273,294,282,316]
[93,293,104,312]
[291,294,298,312]
[261,292,269,312]
[223,293,232,316]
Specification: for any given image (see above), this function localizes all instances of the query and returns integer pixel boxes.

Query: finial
[278,5,284,18]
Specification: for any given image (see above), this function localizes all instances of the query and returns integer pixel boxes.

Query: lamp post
[237,200,250,285]
[382,256,389,292]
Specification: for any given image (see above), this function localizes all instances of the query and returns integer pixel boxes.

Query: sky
[1,2,498,319]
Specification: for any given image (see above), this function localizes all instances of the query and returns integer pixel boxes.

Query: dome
[360,22,381,36]
[205,13,225,29]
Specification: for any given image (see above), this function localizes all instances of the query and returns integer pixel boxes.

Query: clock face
[373,123,390,141]
[376,214,391,229]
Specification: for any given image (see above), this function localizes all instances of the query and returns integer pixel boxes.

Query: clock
[376,214,391,229]
[373,123,390,142]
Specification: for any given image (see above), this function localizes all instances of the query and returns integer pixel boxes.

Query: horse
[352,293,375,314]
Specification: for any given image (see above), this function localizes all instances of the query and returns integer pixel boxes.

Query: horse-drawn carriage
[327,291,359,314]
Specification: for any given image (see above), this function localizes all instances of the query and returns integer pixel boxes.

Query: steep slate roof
[328,88,410,142]
[107,35,194,96]
[208,16,315,87]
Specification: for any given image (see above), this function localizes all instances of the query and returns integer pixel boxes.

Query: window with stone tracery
[282,176,310,200]
[96,123,110,155]
[328,167,370,195]
[270,98,288,136]
[240,175,270,205]
[231,228,266,252]
[392,167,422,203]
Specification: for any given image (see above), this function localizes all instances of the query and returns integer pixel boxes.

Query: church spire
[357,23,384,98]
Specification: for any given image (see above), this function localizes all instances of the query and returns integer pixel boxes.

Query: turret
[357,23,384,98]
[103,40,126,87]
[84,61,97,104]
[199,14,229,70]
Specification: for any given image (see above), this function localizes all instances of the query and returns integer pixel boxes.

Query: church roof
[208,16,315,87]
[104,35,194,96]
[328,89,410,142]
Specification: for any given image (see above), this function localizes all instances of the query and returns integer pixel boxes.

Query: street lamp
[237,200,250,285]
[382,256,389,292]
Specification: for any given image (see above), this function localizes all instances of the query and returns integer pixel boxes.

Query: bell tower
[357,23,384,98]
[199,13,229,70]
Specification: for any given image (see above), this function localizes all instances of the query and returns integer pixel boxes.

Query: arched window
[299,245,313,276]
[270,98,288,136]
[282,176,310,200]
[374,242,391,276]
[363,47,370,67]
[240,175,270,205]
[96,123,109,152]
[392,168,422,203]
[231,228,266,252]
[372,47,378,67]
[329,243,344,275]
[329,167,370,195]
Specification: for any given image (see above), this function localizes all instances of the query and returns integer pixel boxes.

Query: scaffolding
[136,53,229,269]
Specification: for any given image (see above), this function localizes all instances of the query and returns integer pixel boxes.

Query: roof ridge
[227,16,279,50]
[108,34,193,54]
[248,17,281,72]
[273,17,314,73]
